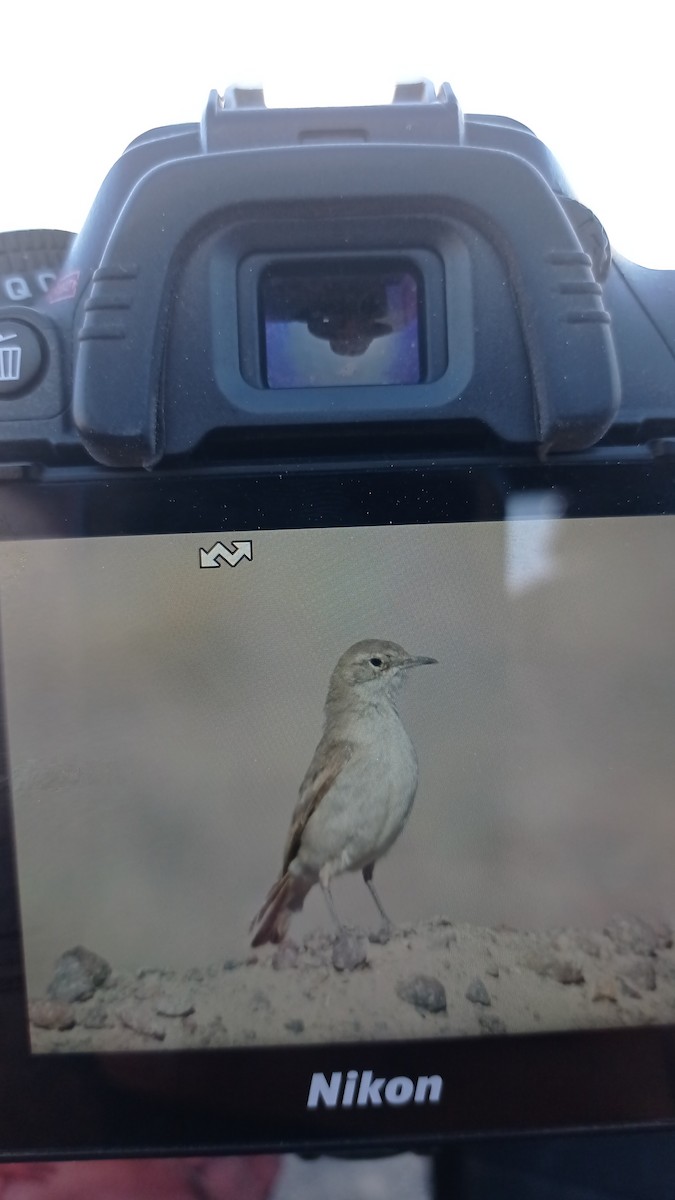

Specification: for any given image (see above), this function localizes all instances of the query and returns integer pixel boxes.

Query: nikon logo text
[307,1070,443,1109]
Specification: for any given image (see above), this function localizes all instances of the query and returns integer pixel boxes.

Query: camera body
[1,82,675,1162]
[1,78,673,469]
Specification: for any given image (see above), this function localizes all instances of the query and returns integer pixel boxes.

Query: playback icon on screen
[199,540,253,569]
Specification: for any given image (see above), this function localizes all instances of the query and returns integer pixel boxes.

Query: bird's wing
[281,737,355,873]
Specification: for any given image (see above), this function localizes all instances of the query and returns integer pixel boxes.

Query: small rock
[466,977,491,1006]
[368,926,391,945]
[332,931,368,972]
[525,955,584,985]
[603,915,669,957]
[272,942,300,971]
[185,967,205,981]
[485,962,500,978]
[155,990,195,1018]
[82,1005,113,1030]
[134,981,161,1002]
[47,947,111,1004]
[220,961,240,974]
[553,961,585,985]
[591,976,618,1003]
[118,1003,167,1041]
[285,1019,305,1034]
[618,976,642,999]
[29,999,76,1030]
[396,974,447,1014]
[479,1014,507,1035]
[428,931,455,950]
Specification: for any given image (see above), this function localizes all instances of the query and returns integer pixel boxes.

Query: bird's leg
[319,879,347,937]
[321,876,368,970]
[362,862,393,939]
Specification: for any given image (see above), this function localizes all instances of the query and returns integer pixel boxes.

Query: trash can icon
[0,343,22,383]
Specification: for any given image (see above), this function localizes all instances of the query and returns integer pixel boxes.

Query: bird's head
[328,639,437,704]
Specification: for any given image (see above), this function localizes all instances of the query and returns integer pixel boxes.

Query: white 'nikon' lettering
[307,1070,443,1109]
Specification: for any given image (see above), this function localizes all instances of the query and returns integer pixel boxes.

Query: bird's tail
[250,871,313,947]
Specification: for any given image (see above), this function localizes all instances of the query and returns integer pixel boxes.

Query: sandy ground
[27,913,675,1053]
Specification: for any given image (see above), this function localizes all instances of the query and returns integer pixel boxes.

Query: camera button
[0,320,45,396]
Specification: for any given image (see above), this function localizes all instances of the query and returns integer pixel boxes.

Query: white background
[1,0,673,267]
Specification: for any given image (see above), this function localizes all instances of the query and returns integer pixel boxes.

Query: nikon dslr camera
[0,80,674,1161]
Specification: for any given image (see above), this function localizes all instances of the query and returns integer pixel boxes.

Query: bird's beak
[404,655,438,668]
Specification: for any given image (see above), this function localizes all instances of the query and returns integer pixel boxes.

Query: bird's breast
[344,714,419,857]
[297,707,420,874]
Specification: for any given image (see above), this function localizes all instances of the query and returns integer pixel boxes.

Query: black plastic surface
[72,145,618,466]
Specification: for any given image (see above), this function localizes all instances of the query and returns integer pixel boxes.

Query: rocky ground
[27,914,675,1053]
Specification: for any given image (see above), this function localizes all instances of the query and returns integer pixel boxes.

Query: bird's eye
[369,657,383,668]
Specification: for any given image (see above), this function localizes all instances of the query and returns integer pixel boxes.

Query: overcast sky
[1,0,673,267]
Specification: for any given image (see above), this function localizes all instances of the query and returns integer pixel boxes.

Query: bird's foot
[332,928,368,972]
[271,939,300,970]
[368,922,392,946]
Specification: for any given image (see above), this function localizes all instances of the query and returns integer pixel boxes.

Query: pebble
[187,967,207,981]
[428,932,455,951]
[396,974,447,1014]
[47,947,111,1004]
[479,1014,507,1035]
[29,1000,76,1030]
[591,976,618,1003]
[525,955,584,985]
[117,1003,167,1040]
[466,977,491,1006]
[82,1004,113,1030]
[155,990,195,1018]
[368,927,391,945]
[285,1019,305,1034]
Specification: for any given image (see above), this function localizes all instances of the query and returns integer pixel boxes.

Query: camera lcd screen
[260,261,423,388]
[2,512,675,1057]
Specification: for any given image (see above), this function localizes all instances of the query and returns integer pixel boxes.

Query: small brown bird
[250,638,436,946]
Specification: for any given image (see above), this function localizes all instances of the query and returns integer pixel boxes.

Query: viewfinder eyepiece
[259,259,423,388]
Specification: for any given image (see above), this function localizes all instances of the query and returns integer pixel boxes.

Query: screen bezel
[1,454,675,1159]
